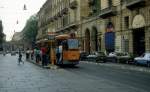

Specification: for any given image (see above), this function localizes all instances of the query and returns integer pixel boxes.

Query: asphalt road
[0,54,150,92]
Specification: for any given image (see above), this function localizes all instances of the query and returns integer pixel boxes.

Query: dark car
[0,51,3,54]
[11,51,16,56]
[106,52,133,63]
[86,51,106,63]
[80,51,89,61]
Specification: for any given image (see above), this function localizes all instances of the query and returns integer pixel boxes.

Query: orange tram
[54,34,80,65]
[37,33,80,66]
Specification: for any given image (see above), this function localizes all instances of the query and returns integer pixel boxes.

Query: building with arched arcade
[37,0,150,56]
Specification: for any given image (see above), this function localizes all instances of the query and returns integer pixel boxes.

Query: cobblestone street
[0,54,150,92]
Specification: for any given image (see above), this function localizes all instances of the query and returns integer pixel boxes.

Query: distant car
[11,51,16,56]
[106,52,133,63]
[134,53,150,67]
[106,52,117,62]
[0,51,3,54]
[80,51,88,61]
[86,51,106,63]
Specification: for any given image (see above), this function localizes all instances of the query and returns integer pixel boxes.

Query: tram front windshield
[67,39,79,49]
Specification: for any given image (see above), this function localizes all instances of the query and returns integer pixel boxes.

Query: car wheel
[147,62,150,67]
[134,61,138,65]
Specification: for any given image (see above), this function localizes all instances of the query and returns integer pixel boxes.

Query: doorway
[85,29,90,54]
[133,28,145,56]
[91,27,98,52]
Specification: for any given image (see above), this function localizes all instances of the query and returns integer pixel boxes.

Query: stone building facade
[81,0,150,56]
[37,0,80,42]
[102,0,150,56]
[37,0,150,56]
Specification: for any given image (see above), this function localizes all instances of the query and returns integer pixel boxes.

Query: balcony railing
[99,6,117,18]
[126,0,145,9]
[56,22,78,34]
[54,15,58,20]
[69,0,78,9]
[57,12,62,18]
[61,8,69,15]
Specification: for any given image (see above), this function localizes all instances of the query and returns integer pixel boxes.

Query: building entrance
[133,28,145,56]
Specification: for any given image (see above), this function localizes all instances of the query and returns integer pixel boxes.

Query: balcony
[47,17,54,23]
[54,15,58,20]
[56,22,78,34]
[99,6,117,19]
[57,12,62,18]
[61,8,69,15]
[126,0,145,9]
[69,0,78,9]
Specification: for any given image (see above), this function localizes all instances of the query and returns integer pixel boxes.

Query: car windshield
[116,53,125,56]
[140,53,145,57]
[144,53,150,58]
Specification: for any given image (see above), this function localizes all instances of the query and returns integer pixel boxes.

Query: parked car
[106,52,117,62]
[86,51,106,63]
[106,52,133,63]
[80,51,89,61]
[0,51,3,54]
[134,53,150,67]
[11,51,16,56]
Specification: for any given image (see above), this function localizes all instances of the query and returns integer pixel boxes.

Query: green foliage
[0,20,4,43]
[22,15,38,43]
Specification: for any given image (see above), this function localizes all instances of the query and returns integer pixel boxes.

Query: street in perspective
[1,0,150,92]
[0,54,150,92]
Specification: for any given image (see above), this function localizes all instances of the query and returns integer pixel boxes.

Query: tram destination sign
[48,32,55,40]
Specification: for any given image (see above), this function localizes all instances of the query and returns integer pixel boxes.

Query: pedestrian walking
[41,45,47,66]
[31,48,34,60]
[56,46,60,63]
[58,45,63,64]
[35,47,41,64]
[46,45,50,64]
[26,48,30,60]
[18,50,24,64]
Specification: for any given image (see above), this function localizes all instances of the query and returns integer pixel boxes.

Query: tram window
[67,39,79,49]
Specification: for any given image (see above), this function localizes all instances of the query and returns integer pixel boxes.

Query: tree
[22,15,38,47]
[0,20,5,51]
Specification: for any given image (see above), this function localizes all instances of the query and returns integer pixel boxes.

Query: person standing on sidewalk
[31,48,34,60]
[35,47,41,64]
[26,48,30,60]
[46,45,50,65]
[41,45,47,66]
[18,50,24,65]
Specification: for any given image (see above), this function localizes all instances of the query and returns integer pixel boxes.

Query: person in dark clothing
[56,46,60,64]
[26,48,30,60]
[46,46,50,64]
[41,46,47,66]
[18,50,24,64]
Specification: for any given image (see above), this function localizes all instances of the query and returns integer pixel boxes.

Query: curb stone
[81,61,150,73]
[26,59,58,69]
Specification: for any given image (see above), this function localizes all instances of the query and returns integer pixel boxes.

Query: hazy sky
[0,0,47,41]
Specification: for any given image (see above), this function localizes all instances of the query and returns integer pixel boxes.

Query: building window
[124,16,129,29]
[149,37,150,51]
[108,0,112,7]
[124,39,129,52]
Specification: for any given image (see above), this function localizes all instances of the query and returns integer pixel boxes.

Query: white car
[134,53,150,67]
[107,52,133,63]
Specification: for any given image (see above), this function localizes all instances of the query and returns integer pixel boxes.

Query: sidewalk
[81,61,150,73]
[26,58,58,69]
